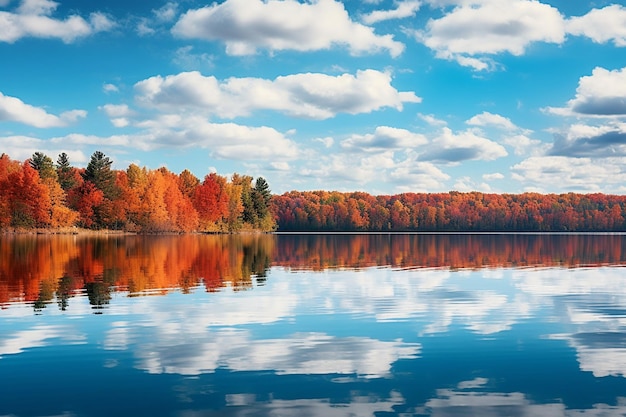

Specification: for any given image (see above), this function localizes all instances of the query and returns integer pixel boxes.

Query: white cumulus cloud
[466,111,538,155]
[341,126,427,152]
[0,0,114,43]
[130,115,298,160]
[100,103,133,128]
[7,115,299,163]
[361,0,421,24]
[172,0,405,57]
[0,91,86,127]
[419,113,448,127]
[511,156,626,193]
[415,0,565,70]
[0,134,88,163]
[548,122,626,158]
[546,66,626,117]
[483,172,504,181]
[100,103,132,118]
[567,5,626,47]
[300,152,395,185]
[466,111,518,131]
[502,134,543,156]
[102,83,119,93]
[422,127,508,162]
[133,70,420,120]
[453,176,492,192]
[390,158,450,192]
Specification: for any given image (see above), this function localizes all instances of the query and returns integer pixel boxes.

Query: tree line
[3,151,626,233]
[271,190,626,232]
[0,152,274,232]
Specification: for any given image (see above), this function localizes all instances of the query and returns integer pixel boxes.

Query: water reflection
[0,324,85,357]
[274,233,626,270]
[1,233,625,308]
[181,393,405,417]
[133,328,420,378]
[2,234,626,416]
[0,234,275,308]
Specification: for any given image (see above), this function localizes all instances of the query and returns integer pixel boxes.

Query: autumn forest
[0,151,275,232]
[1,151,626,233]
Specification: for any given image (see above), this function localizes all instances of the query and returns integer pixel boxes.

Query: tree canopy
[270,190,626,232]
[0,151,276,232]
[3,151,626,233]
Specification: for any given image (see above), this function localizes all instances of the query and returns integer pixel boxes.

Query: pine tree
[254,177,272,207]
[56,152,76,191]
[30,152,57,181]
[234,174,256,226]
[84,151,117,200]
[252,177,275,231]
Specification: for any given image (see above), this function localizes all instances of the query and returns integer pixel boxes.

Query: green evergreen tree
[30,152,57,181]
[254,177,271,207]
[251,190,267,220]
[235,175,257,226]
[251,177,275,231]
[84,151,117,199]
[56,152,76,191]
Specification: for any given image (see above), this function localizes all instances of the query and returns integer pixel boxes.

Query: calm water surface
[2,233,626,416]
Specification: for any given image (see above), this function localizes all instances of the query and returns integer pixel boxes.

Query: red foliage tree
[193,173,229,230]
[67,181,105,228]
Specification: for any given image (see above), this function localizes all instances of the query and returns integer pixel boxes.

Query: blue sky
[1,0,626,195]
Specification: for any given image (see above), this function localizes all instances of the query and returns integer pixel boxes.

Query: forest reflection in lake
[2,233,626,417]
[2,233,626,306]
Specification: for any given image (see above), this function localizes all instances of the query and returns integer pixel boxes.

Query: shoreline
[1,227,136,236]
[3,227,626,236]
[0,227,274,236]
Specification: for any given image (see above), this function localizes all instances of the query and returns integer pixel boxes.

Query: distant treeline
[0,152,274,232]
[271,190,626,232]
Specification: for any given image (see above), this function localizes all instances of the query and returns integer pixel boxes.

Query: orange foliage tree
[7,162,52,227]
[0,154,21,227]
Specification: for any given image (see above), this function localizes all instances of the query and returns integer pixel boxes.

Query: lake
[2,233,626,416]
